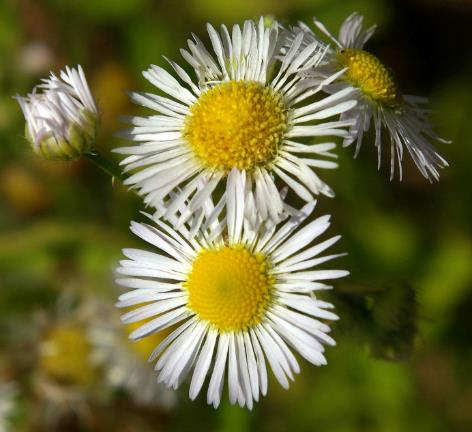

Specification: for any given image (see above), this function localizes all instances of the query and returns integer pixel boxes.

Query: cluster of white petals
[289,13,449,180]
[14,12,449,411]
[115,18,357,224]
[116,170,347,408]
[16,65,98,160]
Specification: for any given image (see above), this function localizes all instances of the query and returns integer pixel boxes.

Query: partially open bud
[15,65,98,161]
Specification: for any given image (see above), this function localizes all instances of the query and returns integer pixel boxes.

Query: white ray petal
[207,334,230,408]
[189,329,218,400]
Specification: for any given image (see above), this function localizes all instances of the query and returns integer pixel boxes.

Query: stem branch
[85,152,125,182]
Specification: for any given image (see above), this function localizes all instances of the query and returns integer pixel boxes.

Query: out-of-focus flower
[39,323,97,386]
[116,17,357,224]
[116,170,347,409]
[15,65,98,161]
[35,320,98,427]
[290,13,449,180]
[87,300,177,409]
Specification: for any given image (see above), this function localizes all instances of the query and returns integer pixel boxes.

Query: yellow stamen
[184,80,287,171]
[185,245,274,332]
[340,48,401,107]
[39,324,96,386]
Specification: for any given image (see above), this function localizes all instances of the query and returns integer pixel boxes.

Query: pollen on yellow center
[340,48,401,107]
[183,80,287,171]
[185,246,274,332]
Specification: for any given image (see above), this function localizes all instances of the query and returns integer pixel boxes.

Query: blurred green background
[1,0,471,431]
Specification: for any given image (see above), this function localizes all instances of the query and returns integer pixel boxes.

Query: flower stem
[85,151,125,182]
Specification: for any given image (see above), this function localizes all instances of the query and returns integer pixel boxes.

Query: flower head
[15,65,98,161]
[116,169,348,409]
[116,18,356,223]
[291,13,449,180]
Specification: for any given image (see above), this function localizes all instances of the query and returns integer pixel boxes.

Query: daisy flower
[15,65,98,160]
[116,17,357,223]
[116,169,348,409]
[291,13,449,180]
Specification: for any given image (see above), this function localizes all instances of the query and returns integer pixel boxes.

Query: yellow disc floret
[340,48,401,107]
[185,245,274,332]
[184,80,287,171]
[39,324,96,386]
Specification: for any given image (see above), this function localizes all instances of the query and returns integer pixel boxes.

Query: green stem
[85,151,125,182]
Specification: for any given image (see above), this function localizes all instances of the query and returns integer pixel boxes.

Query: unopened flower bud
[15,65,98,161]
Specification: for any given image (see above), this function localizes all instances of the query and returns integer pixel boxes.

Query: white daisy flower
[291,12,449,180]
[116,169,348,409]
[15,65,98,160]
[116,17,357,223]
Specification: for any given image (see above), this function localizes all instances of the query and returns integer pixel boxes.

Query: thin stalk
[85,151,125,182]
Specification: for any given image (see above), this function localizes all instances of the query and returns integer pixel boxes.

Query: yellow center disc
[340,48,401,107]
[184,80,287,171]
[185,246,273,332]
[39,325,96,386]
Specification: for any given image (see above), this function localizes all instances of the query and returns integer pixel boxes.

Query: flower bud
[15,65,98,161]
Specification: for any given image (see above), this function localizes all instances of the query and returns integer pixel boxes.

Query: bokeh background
[1,0,471,431]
